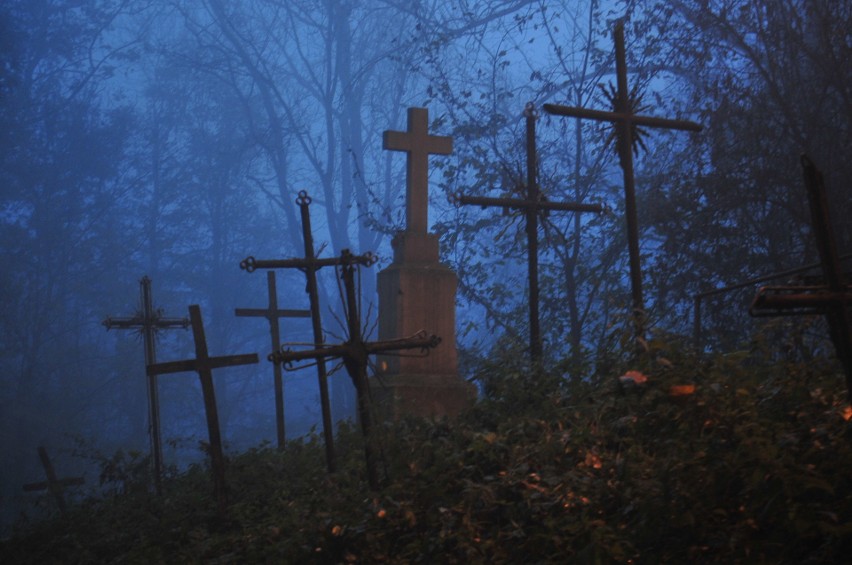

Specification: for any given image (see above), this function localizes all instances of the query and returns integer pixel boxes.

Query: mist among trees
[2,0,850,535]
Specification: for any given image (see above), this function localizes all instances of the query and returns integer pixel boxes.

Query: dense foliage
[5,342,852,563]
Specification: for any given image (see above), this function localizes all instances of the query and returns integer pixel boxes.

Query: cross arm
[234,308,311,318]
[453,192,606,214]
[146,353,259,376]
[543,103,702,132]
[102,316,190,330]
[240,251,378,273]
[23,477,85,492]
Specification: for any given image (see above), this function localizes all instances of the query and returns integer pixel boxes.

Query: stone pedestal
[374,231,475,419]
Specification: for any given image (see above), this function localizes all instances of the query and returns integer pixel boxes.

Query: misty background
[2,0,850,532]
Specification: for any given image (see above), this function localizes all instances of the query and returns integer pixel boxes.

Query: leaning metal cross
[453,103,605,362]
[147,305,258,513]
[544,22,701,340]
[750,155,852,400]
[383,107,453,234]
[22,446,85,515]
[103,276,189,493]
[270,250,440,491]
[235,270,310,449]
[240,205,376,474]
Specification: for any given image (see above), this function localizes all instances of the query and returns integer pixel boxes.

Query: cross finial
[383,107,453,234]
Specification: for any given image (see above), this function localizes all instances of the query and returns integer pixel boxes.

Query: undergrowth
[4,343,852,563]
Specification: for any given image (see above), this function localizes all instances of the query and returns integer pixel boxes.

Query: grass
[4,343,852,563]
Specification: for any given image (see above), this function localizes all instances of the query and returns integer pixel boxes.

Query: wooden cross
[269,249,440,490]
[103,276,189,492]
[750,155,852,399]
[235,270,310,449]
[240,192,376,474]
[453,103,605,362]
[383,107,453,234]
[147,305,258,513]
[22,446,84,515]
[544,22,701,341]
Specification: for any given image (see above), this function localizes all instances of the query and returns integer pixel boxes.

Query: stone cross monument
[377,107,474,418]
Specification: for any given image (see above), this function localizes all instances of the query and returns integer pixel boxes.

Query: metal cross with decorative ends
[22,446,84,515]
[750,155,852,400]
[240,203,378,475]
[383,107,453,234]
[147,305,258,514]
[103,276,189,493]
[235,270,310,450]
[452,103,606,363]
[270,249,440,491]
[544,21,702,342]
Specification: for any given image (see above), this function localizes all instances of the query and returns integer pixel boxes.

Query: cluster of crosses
[28,23,850,515]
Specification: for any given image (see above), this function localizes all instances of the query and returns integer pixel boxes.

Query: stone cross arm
[383,107,453,234]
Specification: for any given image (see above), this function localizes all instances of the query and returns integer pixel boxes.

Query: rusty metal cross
[750,155,852,399]
[147,305,258,513]
[235,270,310,449]
[383,107,453,234]
[453,104,605,362]
[270,250,440,490]
[103,276,189,493]
[240,191,375,474]
[544,22,701,341]
[22,446,84,515]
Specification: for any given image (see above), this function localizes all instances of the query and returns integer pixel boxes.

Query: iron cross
[453,103,605,362]
[103,276,189,493]
[270,250,440,490]
[383,107,453,234]
[544,22,701,341]
[235,270,310,449]
[147,305,258,513]
[750,155,852,399]
[240,194,377,474]
[22,446,85,515]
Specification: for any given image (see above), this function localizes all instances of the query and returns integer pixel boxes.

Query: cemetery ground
[4,336,852,563]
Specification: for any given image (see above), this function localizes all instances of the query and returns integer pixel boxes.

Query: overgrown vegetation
[5,342,852,563]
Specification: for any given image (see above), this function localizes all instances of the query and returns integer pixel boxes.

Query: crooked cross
[269,250,440,490]
[22,446,84,515]
[103,276,189,493]
[383,107,453,234]
[240,193,377,474]
[453,103,605,362]
[147,305,258,513]
[750,155,852,400]
[544,22,701,341]
[235,270,310,449]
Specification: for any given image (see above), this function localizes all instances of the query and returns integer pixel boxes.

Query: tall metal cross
[750,155,852,400]
[147,305,258,513]
[240,194,375,474]
[103,276,189,493]
[270,250,440,490]
[383,107,453,234]
[453,103,605,362]
[235,270,310,449]
[544,22,701,340]
[22,446,85,515]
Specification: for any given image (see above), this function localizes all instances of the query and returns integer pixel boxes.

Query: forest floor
[3,343,852,563]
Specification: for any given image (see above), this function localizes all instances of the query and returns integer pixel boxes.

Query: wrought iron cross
[270,250,440,490]
[147,305,258,513]
[240,196,377,474]
[544,22,701,341]
[453,103,605,362]
[22,446,84,515]
[235,270,310,449]
[383,107,453,234]
[750,155,852,400]
[103,276,189,492]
